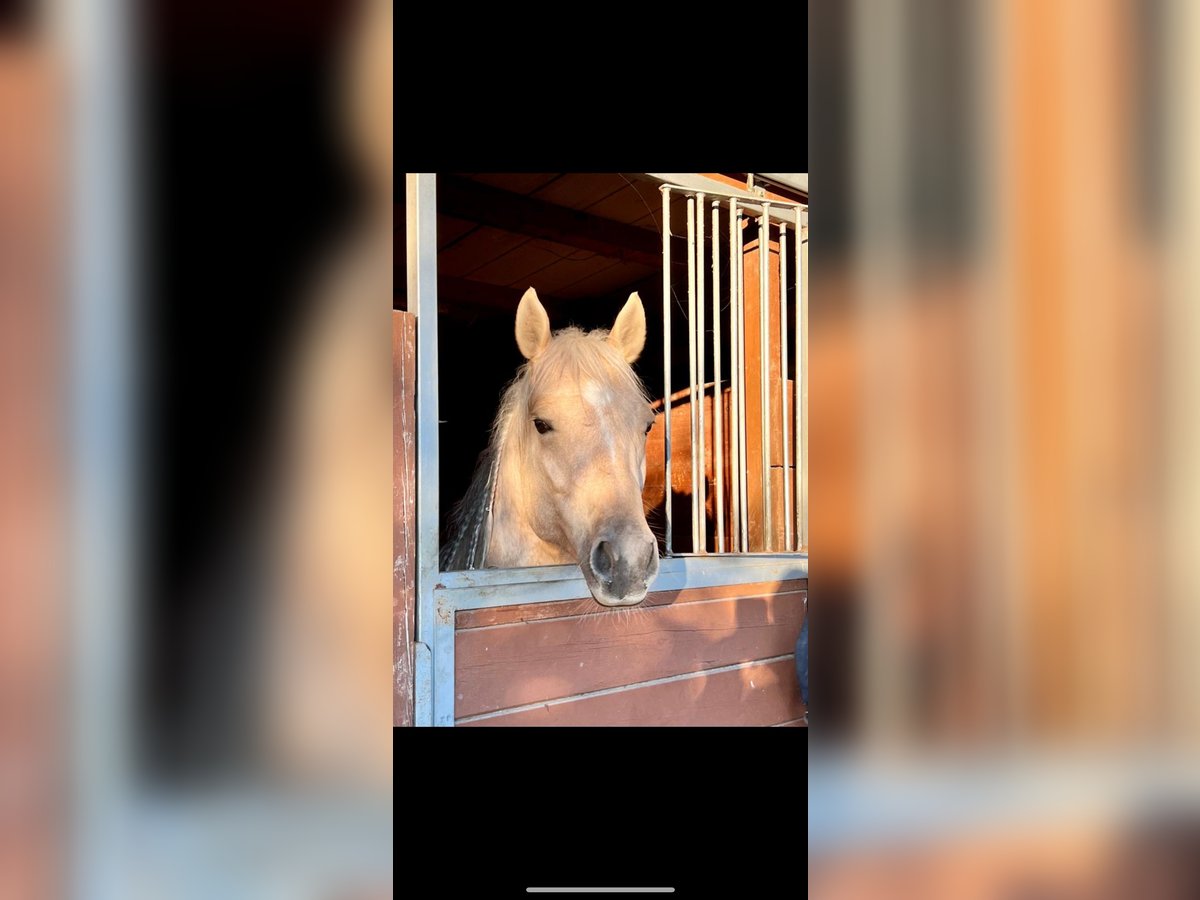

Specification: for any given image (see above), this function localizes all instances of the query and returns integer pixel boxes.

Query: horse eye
[644,422,654,435]
[533,418,553,434]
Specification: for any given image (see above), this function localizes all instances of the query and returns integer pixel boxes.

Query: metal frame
[406,173,809,726]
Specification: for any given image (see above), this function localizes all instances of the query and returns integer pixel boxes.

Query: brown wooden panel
[392,311,416,726]
[455,588,805,717]
[461,657,805,726]
[456,579,807,629]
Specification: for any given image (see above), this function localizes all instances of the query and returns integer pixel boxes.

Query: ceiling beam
[433,175,687,269]
[428,276,574,321]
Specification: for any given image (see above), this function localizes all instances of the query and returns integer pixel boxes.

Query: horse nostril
[591,540,616,582]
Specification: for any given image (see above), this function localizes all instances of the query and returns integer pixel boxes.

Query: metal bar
[436,551,807,590]
[695,193,707,553]
[728,199,740,551]
[647,174,808,209]
[736,207,750,549]
[799,207,808,550]
[712,200,725,553]
[759,204,773,551]
[436,553,810,609]
[70,0,135,885]
[432,598,456,726]
[795,205,803,548]
[780,222,793,550]
[408,173,442,726]
[661,187,673,555]
[687,195,701,552]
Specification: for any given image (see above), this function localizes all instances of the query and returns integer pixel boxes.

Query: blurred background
[0,0,392,897]
[809,0,1200,896]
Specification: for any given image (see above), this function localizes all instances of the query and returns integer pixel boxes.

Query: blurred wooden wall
[0,45,63,898]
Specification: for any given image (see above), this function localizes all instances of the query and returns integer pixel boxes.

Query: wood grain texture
[455,587,806,718]
[393,311,416,726]
[460,657,805,726]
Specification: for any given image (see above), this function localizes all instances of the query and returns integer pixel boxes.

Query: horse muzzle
[581,528,659,607]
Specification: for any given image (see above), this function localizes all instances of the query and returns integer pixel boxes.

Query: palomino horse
[442,287,660,607]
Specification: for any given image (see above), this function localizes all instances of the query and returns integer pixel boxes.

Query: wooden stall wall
[454,580,807,726]
[393,311,416,725]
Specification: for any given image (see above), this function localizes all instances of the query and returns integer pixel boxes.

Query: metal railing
[659,184,808,555]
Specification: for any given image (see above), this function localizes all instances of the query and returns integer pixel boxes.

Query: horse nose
[589,532,658,601]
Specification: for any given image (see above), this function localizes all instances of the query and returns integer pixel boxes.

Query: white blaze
[582,380,618,461]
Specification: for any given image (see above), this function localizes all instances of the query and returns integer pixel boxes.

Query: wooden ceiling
[434,173,672,317]
[399,173,807,321]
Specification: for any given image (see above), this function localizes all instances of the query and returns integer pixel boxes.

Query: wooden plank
[435,225,529,278]
[532,172,626,209]
[456,579,807,629]
[584,177,667,225]
[455,588,806,717]
[460,657,805,727]
[739,229,786,550]
[551,259,655,300]
[521,249,629,296]
[467,237,587,287]
[393,311,416,726]
[435,277,598,326]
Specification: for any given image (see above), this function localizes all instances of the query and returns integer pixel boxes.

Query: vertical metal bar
[794,205,803,549]
[687,195,701,552]
[759,204,773,550]
[695,193,707,553]
[432,597,456,726]
[728,198,741,551]
[799,206,809,551]
[661,187,672,555]
[737,207,750,550]
[712,200,725,553]
[71,0,135,884]
[409,173,440,725]
[780,221,793,550]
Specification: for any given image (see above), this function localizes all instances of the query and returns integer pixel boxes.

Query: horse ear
[515,287,551,360]
[608,292,646,363]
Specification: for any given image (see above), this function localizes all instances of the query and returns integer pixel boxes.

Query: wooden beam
[433,174,687,269]
[400,276,575,323]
